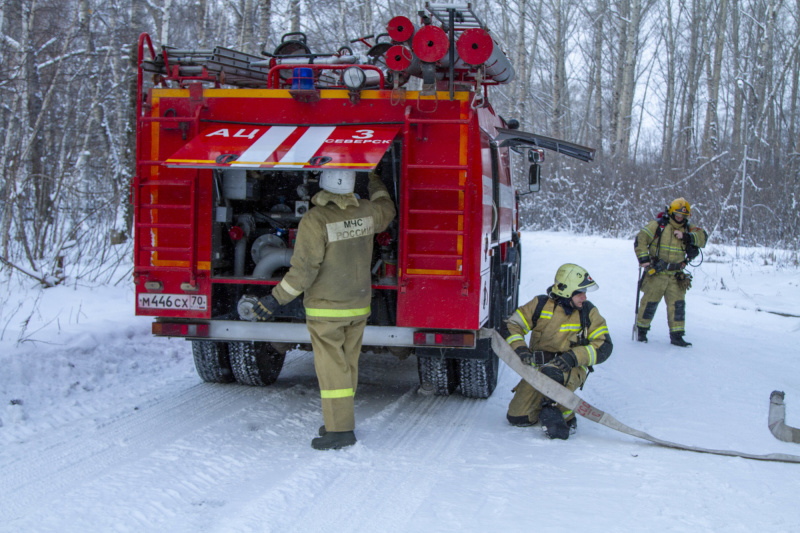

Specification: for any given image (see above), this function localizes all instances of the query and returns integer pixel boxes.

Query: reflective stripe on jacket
[634,218,706,266]
[504,296,613,368]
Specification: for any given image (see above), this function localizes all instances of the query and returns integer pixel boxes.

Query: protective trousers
[507,366,588,424]
[306,317,367,432]
[636,272,687,332]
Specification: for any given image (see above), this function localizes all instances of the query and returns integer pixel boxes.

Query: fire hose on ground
[769,391,800,444]
[484,329,800,464]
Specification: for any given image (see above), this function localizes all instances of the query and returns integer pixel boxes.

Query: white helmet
[319,170,356,194]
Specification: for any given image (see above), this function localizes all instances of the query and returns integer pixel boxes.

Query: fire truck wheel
[416,356,459,396]
[191,340,235,383]
[458,354,499,399]
[228,341,286,386]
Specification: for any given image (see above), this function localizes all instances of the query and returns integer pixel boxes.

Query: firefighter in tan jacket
[501,264,613,440]
[251,169,396,450]
[634,197,707,347]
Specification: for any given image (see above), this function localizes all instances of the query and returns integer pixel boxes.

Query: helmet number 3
[352,130,374,139]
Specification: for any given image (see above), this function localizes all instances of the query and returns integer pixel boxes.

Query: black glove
[552,351,578,373]
[539,364,566,386]
[253,294,280,321]
[682,232,693,246]
[515,346,534,365]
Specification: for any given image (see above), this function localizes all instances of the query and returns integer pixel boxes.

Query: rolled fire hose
[484,329,800,464]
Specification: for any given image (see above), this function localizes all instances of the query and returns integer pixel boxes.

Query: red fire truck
[134,3,593,398]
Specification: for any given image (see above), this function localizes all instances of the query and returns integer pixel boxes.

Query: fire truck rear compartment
[186,142,515,398]
[206,153,400,327]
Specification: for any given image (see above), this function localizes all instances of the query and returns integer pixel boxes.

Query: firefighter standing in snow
[250,169,396,450]
[500,264,613,440]
[634,197,707,347]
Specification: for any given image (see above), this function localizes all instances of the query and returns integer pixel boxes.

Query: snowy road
[1,232,799,532]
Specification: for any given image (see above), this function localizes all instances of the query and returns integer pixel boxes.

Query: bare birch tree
[613,0,645,158]
[701,0,729,158]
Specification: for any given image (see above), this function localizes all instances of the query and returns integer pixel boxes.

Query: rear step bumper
[156,319,419,347]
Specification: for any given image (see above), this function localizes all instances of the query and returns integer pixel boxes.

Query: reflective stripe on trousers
[305,306,371,318]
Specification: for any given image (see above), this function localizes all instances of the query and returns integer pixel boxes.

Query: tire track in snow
[347,393,489,533]
[0,379,265,523]
[0,349,392,531]
[211,385,490,533]
[3,375,327,533]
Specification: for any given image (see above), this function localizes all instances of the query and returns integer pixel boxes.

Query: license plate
[138,293,207,311]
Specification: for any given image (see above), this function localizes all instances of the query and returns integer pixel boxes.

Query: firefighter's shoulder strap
[651,214,669,260]
[652,214,669,240]
[498,295,549,339]
[579,301,594,339]
[529,295,550,331]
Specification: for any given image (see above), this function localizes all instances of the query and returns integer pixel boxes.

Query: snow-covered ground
[1,231,799,532]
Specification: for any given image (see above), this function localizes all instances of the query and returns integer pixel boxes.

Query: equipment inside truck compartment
[207,147,400,325]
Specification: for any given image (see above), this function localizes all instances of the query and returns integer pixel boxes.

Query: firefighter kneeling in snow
[250,169,395,450]
[634,197,707,347]
[500,264,613,440]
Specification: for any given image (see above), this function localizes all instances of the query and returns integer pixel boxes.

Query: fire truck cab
[134,4,593,398]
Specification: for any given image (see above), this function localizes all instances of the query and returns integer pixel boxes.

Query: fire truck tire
[191,340,235,383]
[228,341,286,386]
[458,354,499,399]
[417,356,459,396]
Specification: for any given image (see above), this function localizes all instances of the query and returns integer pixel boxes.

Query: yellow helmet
[552,263,598,298]
[668,197,691,218]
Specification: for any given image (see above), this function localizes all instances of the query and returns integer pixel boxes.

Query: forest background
[2,0,799,286]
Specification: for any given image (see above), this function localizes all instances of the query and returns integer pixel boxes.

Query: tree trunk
[0,95,21,259]
[752,0,778,162]
[592,0,605,155]
[701,0,728,159]
[610,0,629,156]
[123,0,148,238]
[790,0,800,164]
[514,0,529,124]
[730,0,743,151]
[240,0,254,52]
[614,0,642,158]
[290,0,301,33]
[198,0,209,46]
[660,0,677,167]
[551,0,567,138]
[677,0,704,169]
[21,0,49,261]
[258,0,271,50]
[161,0,173,45]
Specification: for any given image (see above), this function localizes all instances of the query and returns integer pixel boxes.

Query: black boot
[566,416,578,435]
[507,413,534,427]
[539,404,569,440]
[318,425,327,436]
[637,327,649,343]
[670,331,692,347]
[311,430,356,450]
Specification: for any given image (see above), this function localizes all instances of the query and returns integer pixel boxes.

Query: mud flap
[769,391,800,444]
[484,328,800,464]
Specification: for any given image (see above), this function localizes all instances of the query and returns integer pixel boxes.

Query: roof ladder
[424,3,485,31]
